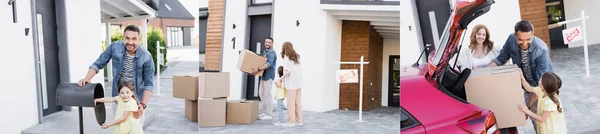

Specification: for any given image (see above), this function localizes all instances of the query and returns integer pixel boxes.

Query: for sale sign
[337,69,358,83]
[562,26,583,44]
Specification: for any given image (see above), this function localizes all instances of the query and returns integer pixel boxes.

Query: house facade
[198,0,400,112]
[114,0,196,48]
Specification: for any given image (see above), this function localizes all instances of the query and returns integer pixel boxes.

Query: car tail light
[457,111,500,134]
[484,113,499,134]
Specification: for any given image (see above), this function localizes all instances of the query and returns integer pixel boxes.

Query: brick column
[339,21,383,111]
[205,0,225,70]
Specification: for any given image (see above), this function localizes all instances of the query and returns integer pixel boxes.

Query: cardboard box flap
[469,64,519,77]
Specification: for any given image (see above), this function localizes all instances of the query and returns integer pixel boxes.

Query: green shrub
[111,29,124,42]
[146,27,168,74]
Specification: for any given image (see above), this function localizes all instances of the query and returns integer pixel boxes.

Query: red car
[400,0,516,133]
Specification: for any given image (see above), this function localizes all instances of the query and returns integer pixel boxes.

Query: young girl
[95,82,143,134]
[518,71,567,134]
[273,66,287,126]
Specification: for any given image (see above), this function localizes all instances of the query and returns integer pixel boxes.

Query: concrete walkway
[517,44,600,134]
[22,46,400,134]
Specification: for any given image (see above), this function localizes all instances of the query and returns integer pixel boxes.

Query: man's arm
[141,59,155,104]
[487,35,513,67]
[262,51,277,70]
[253,51,276,74]
[134,59,155,118]
[536,48,554,77]
[79,43,115,86]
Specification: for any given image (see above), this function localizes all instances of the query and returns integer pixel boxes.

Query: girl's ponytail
[549,94,563,113]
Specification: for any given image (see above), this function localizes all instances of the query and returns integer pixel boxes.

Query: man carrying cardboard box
[250,37,277,120]
[487,20,554,134]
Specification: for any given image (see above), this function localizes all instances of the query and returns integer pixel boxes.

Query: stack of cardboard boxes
[173,72,230,127]
[169,49,265,127]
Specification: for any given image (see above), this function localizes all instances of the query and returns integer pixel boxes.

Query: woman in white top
[279,41,303,127]
[452,24,507,70]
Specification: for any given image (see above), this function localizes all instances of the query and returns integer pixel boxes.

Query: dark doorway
[546,0,568,49]
[388,56,400,107]
[199,8,208,71]
[415,0,451,61]
[36,0,61,116]
[245,15,272,100]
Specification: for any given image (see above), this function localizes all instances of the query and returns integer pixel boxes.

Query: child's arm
[101,111,132,129]
[94,97,117,104]
[274,80,282,88]
[281,68,291,79]
[518,104,551,122]
[519,70,535,93]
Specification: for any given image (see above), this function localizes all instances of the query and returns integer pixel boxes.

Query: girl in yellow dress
[518,71,567,134]
[95,82,143,134]
[273,66,287,126]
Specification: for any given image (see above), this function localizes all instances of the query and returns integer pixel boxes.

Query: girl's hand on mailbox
[101,123,110,129]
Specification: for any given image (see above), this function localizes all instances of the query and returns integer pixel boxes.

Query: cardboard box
[173,73,199,100]
[198,97,227,127]
[198,72,230,98]
[185,100,198,122]
[465,65,526,128]
[226,100,259,124]
[237,50,267,76]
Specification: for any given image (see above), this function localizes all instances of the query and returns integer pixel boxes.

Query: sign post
[333,55,369,122]
[555,10,590,77]
[156,41,163,96]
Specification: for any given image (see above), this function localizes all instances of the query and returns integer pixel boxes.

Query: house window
[167,27,184,47]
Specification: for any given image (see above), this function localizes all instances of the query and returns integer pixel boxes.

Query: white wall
[564,0,600,48]
[64,0,104,84]
[381,39,399,106]
[321,10,342,112]
[399,0,424,65]
[200,0,208,8]
[222,0,248,100]
[273,0,334,112]
[0,0,39,132]
[458,0,521,53]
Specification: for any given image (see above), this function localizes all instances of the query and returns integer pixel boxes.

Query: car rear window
[401,107,421,130]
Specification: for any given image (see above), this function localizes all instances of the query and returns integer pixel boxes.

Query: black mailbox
[55,82,106,128]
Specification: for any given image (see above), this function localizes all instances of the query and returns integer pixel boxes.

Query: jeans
[275,99,285,123]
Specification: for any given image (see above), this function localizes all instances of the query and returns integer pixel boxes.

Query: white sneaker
[259,116,272,120]
[295,122,303,126]
[259,113,266,118]
[282,123,295,127]
[272,122,284,126]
